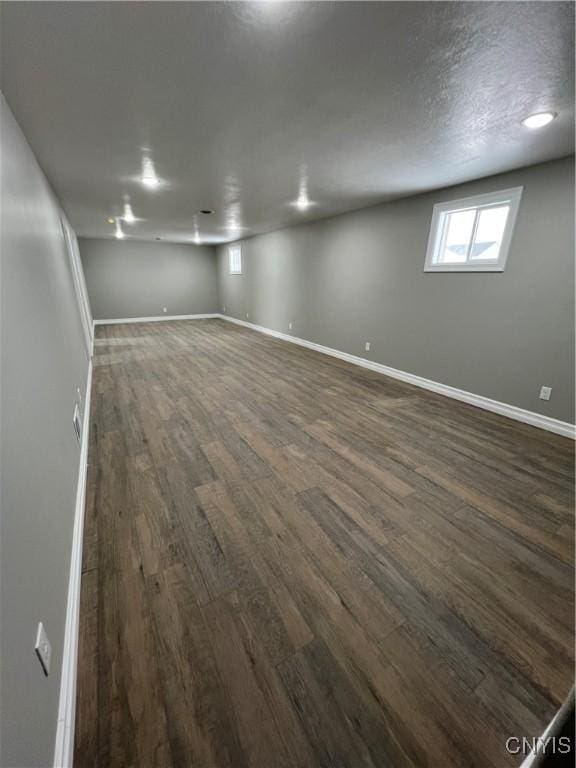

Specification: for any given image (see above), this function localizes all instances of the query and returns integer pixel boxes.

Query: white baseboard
[520,687,574,767]
[53,360,93,768]
[219,315,575,440]
[93,313,219,326]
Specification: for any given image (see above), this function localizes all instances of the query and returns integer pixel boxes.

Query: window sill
[424,264,505,273]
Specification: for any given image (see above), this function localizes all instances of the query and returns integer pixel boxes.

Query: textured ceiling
[1,1,574,244]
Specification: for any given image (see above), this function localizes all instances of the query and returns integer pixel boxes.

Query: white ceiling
[1,1,574,244]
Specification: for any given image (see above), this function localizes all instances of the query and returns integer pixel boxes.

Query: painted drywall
[80,238,219,320]
[218,157,575,425]
[0,95,91,767]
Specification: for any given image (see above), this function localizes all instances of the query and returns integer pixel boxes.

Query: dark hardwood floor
[75,319,574,768]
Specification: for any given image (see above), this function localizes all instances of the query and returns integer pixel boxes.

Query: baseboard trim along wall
[53,360,93,768]
[219,315,576,440]
[93,313,219,325]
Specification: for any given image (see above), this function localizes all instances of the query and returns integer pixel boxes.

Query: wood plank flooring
[75,319,574,768]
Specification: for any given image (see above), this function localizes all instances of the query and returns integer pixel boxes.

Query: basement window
[229,244,242,274]
[424,187,523,272]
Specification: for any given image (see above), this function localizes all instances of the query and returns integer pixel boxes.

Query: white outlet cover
[365,342,371,351]
[246,313,250,318]
[163,307,167,313]
[539,386,552,401]
[289,322,293,330]
[35,622,52,676]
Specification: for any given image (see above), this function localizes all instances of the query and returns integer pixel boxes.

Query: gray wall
[80,238,219,320]
[218,157,575,424]
[0,96,90,766]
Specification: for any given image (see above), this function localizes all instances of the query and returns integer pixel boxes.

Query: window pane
[229,246,242,273]
[470,205,509,260]
[438,209,476,264]
[425,188,521,272]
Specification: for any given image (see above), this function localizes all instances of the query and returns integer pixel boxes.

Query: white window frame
[424,187,523,273]
[229,244,242,275]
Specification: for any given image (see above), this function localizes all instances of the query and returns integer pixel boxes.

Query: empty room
[1,2,575,767]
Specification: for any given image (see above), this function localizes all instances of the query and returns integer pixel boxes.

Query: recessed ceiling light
[521,112,557,129]
[123,202,136,223]
[292,195,314,211]
[141,156,161,188]
[107,217,115,224]
[292,166,315,212]
[199,209,215,215]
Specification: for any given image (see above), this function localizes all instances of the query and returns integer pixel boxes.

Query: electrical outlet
[365,342,371,352]
[539,386,552,401]
[246,312,250,319]
[289,322,293,330]
[222,306,226,313]
[35,622,52,676]
[162,307,168,313]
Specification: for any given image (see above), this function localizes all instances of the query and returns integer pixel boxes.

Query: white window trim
[229,243,243,275]
[424,186,523,273]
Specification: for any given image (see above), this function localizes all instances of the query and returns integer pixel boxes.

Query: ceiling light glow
[521,112,557,129]
[123,202,136,223]
[141,156,160,188]
[291,193,315,211]
[292,165,315,211]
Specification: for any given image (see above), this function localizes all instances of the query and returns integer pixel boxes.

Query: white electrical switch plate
[35,622,52,676]
[539,386,552,401]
